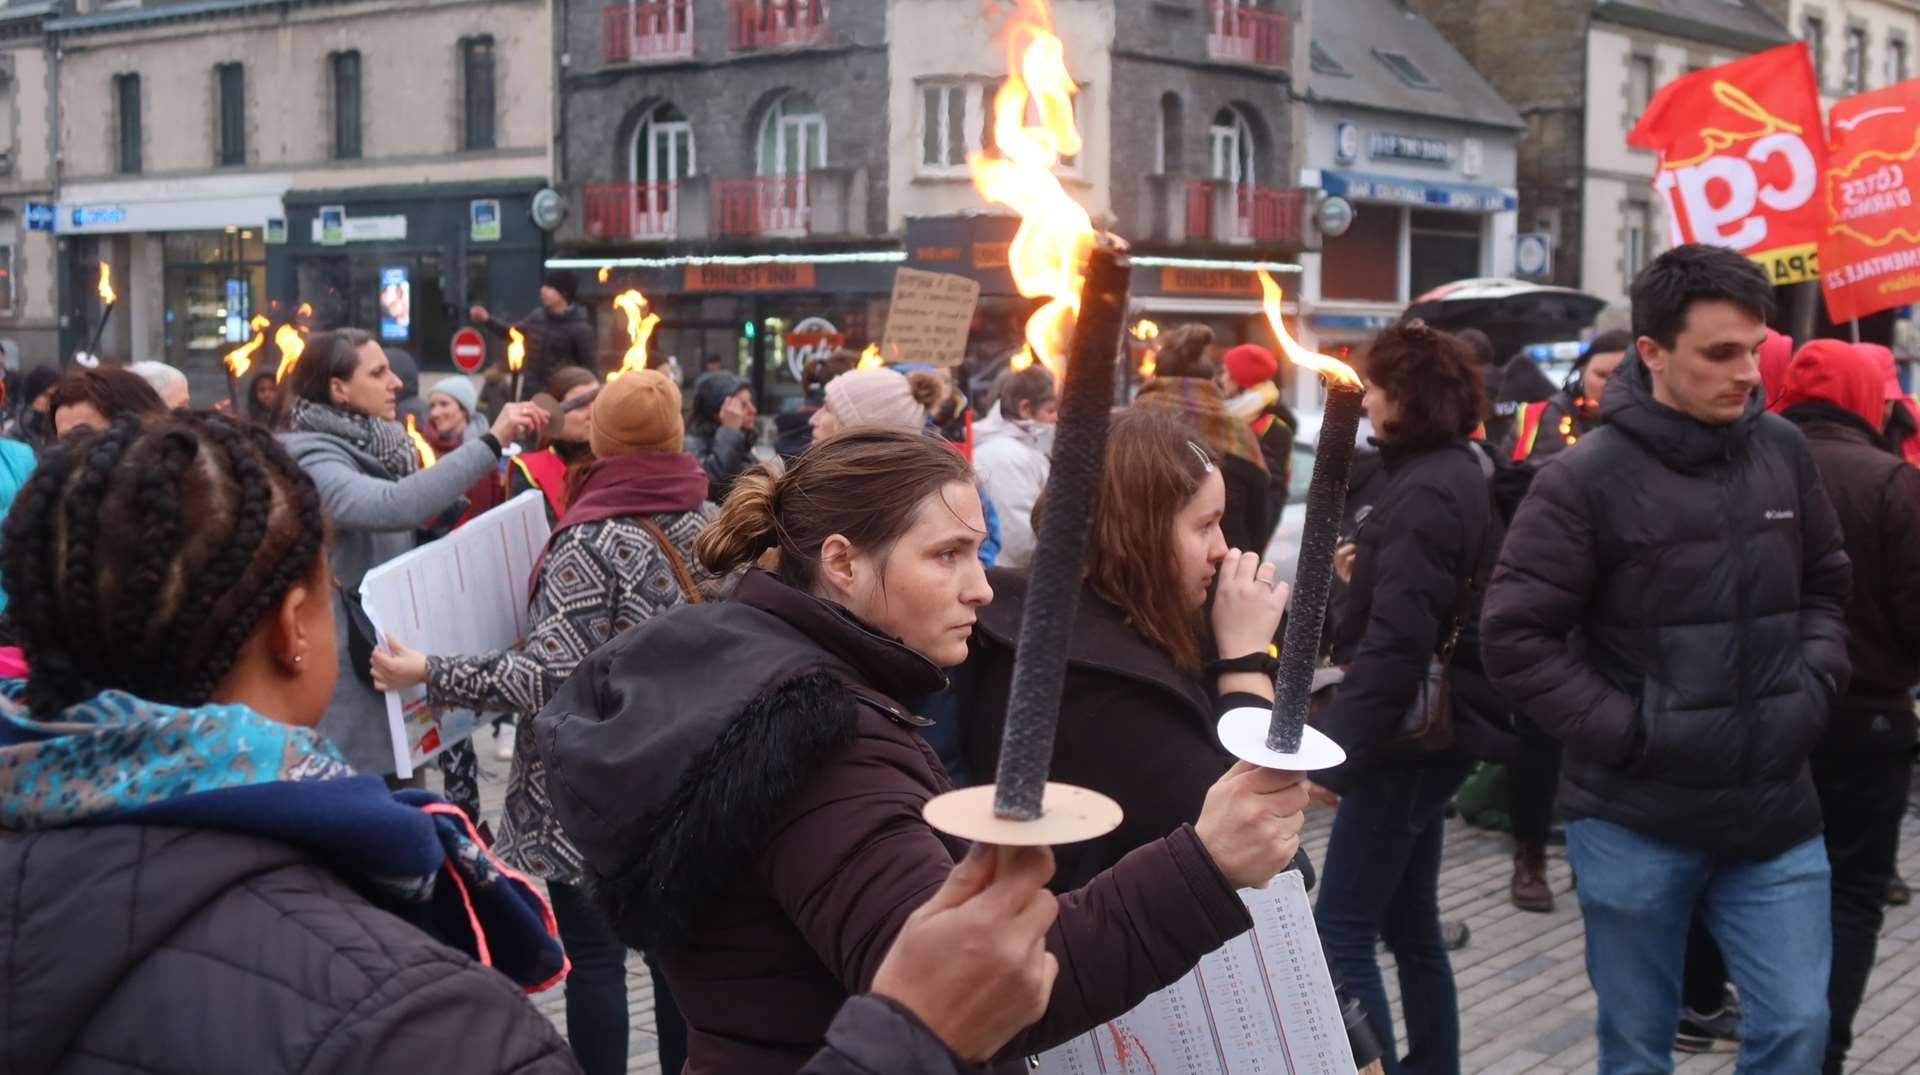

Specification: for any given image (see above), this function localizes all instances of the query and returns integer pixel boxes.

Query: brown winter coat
[535,570,1253,1075]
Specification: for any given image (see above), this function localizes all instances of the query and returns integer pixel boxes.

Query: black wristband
[481,433,504,458]
[1207,651,1280,679]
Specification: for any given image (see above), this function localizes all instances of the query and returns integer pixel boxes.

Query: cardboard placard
[881,267,981,368]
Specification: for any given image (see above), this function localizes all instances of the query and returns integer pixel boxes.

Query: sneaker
[494,722,516,762]
[1674,1005,1740,1054]
[1443,920,1470,951]
[1891,876,1911,907]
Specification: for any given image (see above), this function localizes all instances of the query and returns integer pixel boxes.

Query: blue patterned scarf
[0,681,568,991]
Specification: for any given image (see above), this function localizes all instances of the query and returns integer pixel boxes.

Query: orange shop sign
[1820,82,1920,322]
[1628,43,1827,285]
[685,263,818,291]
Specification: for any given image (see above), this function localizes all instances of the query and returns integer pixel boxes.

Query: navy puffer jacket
[1481,353,1851,860]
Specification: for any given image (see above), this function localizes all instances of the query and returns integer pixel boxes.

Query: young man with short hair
[1482,243,1851,1075]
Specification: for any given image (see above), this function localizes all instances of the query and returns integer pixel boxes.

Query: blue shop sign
[1320,170,1517,213]
[24,203,53,231]
[70,206,128,228]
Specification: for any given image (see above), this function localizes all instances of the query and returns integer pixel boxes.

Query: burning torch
[1214,269,1359,772]
[507,327,527,400]
[609,290,659,380]
[857,343,884,370]
[920,0,1124,849]
[85,261,117,363]
[222,315,271,409]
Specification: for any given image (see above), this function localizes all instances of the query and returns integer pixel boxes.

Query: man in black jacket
[1772,338,1920,1075]
[470,270,598,400]
[1482,244,1851,1075]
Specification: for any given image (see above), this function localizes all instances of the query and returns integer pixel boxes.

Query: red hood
[1857,342,1906,401]
[1758,329,1794,411]
[1776,339,1885,428]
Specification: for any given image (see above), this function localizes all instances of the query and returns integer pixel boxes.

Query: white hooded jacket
[971,402,1054,569]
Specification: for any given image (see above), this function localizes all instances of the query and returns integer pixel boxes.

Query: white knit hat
[824,368,929,432]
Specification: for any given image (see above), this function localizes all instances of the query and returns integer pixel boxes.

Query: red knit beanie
[1223,343,1280,390]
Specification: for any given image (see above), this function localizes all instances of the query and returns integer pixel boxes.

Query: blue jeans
[1316,762,1472,1075]
[1567,819,1831,1075]
[548,881,631,1075]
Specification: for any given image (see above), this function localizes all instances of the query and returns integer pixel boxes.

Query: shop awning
[1318,170,1517,213]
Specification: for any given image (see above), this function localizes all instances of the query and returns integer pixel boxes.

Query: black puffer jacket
[1321,438,1515,772]
[1482,354,1852,860]
[0,825,577,1075]
[482,304,597,398]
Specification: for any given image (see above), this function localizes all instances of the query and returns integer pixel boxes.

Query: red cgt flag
[1628,43,1827,285]
[1820,81,1920,323]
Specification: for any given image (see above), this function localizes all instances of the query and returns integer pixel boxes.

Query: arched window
[1157,93,1183,175]
[756,92,827,178]
[1209,106,1255,185]
[629,101,695,187]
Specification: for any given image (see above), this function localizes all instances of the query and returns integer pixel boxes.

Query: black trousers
[1510,719,1562,845]
[1813,734,1913,1075]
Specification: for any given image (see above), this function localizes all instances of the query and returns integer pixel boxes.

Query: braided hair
[0,410,328,716]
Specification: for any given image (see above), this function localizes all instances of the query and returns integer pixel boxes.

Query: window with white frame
[1891,38,1909,84]
[1846,26,1867,94]
[1209,106,1256,185]
[631,101,695,186]
[1625,201,1651,286]
[1806,14,1827,88]
[1628,55,1654,124]
[920,81,990,173]
[756,92,827,178]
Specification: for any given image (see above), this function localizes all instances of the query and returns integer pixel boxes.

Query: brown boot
[1510,841,1553,913]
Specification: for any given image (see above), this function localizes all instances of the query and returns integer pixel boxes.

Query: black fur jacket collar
[533,570,946,950]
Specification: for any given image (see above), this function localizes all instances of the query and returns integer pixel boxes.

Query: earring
[293,655,304,665]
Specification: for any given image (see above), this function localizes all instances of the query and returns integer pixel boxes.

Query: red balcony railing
[1207,1,1288,68]
[714,176,810,235]
[1187,181,1303,244]
[604,2,694,64]
[729,0,829,50]
[584,182,680,240]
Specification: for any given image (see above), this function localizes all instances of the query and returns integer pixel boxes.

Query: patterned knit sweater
[426,507,715,884]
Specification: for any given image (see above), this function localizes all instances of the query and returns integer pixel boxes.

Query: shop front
[272,180,549,374]
[56,177,288,386]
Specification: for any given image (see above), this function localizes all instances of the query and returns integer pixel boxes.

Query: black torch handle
[87,302,116,361]
[1269,381,1364,753]
[991,243,1132,821]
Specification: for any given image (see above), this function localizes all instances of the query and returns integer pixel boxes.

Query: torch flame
[223,315,272,378]
[858,343,885,370]
[1131,318,1161,378]
[598,265,612,284]
[608,289,660,380]
[969,0,1096,378]
[1257,269,1361,389]
[273,323,308,383]
[507,327,527,373]
[96,261,116,306]
[405,414,437,468]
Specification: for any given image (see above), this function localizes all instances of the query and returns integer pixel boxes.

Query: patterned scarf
[290,397,420,478]
[0,681,567,991]
[1134,376,1269,473]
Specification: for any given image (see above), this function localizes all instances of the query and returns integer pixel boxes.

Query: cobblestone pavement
[460,727,1920,1074]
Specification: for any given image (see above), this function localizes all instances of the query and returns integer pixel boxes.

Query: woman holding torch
[1313,322,1516,1075]
[530,428,1309,1075]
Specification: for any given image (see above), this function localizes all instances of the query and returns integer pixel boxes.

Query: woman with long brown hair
[532,427,1309,1075]
[960,408,1292,890]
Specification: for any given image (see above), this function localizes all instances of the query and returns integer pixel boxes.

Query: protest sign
[1034,871,1354,1075]
[1820,80,1920,323]
[358,490,551,777]
[1628,43,1827,285]
[881,267,981,368]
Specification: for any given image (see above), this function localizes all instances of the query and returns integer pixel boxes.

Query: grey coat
[0,824,578,1075]
[282,429,500,774]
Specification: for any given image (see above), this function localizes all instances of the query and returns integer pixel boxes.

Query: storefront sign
[1515,232,1553,278]
[1820,82,1920,322]
[69,206,128,228]
[470,199,502,243]
[24,203,53,232]
[56,190,288,235]
[1369,132,1455,165]
[319,206,346,246]
[1320,170,1517,213]
[915,246,964,263]
[685,263,817,291]
[265,217,287,244]
[1628,42,1826,285]
[1316,196,1355,237]
[530,188,567,231]
[1160,266,1260,295]
[882,268,981,368]
[784,316,843,382]
[972,241,1010,269]
[1335,121,1360,164]
[309,214,408,244]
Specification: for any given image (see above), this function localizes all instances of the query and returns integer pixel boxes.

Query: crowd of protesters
[0,247,1917,1075]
